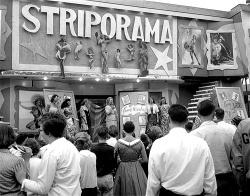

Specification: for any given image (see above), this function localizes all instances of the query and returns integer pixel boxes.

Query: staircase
[187,81,219,121]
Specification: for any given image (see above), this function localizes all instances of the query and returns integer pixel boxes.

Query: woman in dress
[105,97,118,128]
[0,124,27,195]
[159,97,170,135]
[114,121,148,196]
[146,97,159,130]
[61,98,77,139]
[46,94,60,113]
[79,99,91,135]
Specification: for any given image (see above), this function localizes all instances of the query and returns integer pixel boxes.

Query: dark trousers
[81,187,97,196]
[216,172,239,196]
[239,179,250,196]
[159,187,203,196]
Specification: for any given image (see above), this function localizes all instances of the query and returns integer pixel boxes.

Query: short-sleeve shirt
[0,149,27,195]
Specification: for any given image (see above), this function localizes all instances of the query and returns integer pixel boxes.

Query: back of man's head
[96,126,109,140]
[197,99,215,117]
[214,107,224,121]
[41,112,67,138]
[168,104,188,125]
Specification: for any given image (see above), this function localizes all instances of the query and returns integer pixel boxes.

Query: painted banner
[215,87,247,123]
[119,91,148,138]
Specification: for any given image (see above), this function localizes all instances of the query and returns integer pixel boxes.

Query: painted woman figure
[126,44,135,61]
[61,98,77,139]
[79,99,91,135]
[86,47,95,69]
[159,97,170,135]
[146,97,159,130]
[46,94,60,113]
[138,40,149,77]
[115,49,122,68]
[105,97,118,128]
[183,29,200,65]
[95,33,111,73]
[55,36,71,78]
[19,94,45,130]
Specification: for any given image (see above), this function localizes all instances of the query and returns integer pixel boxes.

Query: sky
[146,0,246,11]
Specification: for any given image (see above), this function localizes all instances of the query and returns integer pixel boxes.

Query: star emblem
[150,45,173,75]
[20,36,48,59]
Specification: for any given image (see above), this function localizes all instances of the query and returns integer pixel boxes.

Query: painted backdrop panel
[119,91,148,138]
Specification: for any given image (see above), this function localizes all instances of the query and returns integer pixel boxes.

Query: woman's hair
[81,99,88,105]
[75,136,92,151]
[0,124,16,148]
[50,94,58,103]
[61,98,71,109]
[231,116,243,127]
[160,97,166,105]
[148,97,155,104]
[146,126,163,143]
[123,121,135,133]
[23,138,41,156]
[106,97,113,105]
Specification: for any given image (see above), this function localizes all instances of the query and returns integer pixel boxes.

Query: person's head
[168,104,189,128]
[75,134,92,151]
[197,99,215,119]
[149,97,155,104]
[123,121,135,133]
[117,49,120,53]
[31,106,42,118]
[16,134,28,145]
[61,98,71,109]
[96,126,109,140]
[39,113,67,144]
[108,125,118,138]
[23,138,41,156]
[50,94,59,104]
[0,124,16,149]
[106,97,113,105]
[160,97,166,105]
[82,99,88,106]
[231,116,243,127]
[214,107,224,122]
[140,133,149,148]
[185,121,193,133]
[146,126,163,143]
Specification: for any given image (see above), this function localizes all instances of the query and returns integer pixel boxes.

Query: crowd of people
[1,97,250,196]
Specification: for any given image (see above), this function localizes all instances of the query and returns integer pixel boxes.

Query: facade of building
[1,0,250,134]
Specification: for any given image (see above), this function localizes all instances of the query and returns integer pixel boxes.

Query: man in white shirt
[191,99,237,196]
[214,107,236,140]
[146,104,217,196]
[20,112,81,196]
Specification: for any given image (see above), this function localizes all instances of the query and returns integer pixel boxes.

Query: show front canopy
[21,4,173,44]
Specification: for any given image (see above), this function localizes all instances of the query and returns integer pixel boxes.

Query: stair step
[199,85,216,90]
[191,97,210,101]
[188,115,198,119]
[188,102,198,105]
[194,93,212,97]
[196,89,214,94]
[200,81,218,86]
[189,111,198,114]
[187,106,197,109]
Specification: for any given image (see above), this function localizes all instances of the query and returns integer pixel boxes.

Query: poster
[43,89,79,131]
[18,90,45,132]
[119,91,148,138]
[215,87,247,123]
[178,25,204,69]
[206,30,238,70]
